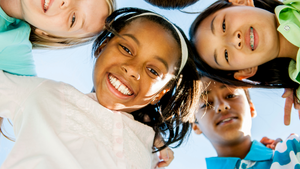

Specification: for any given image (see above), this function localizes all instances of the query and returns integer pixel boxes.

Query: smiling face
[194,5,279,70]
[93,18,180,113]
[21,0,109,37]
[194,77,255,145]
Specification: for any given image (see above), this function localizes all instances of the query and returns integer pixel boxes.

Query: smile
[216,117,237,126]
[250,27,254,50]
[43,0,51,12]
[108,74,133,96]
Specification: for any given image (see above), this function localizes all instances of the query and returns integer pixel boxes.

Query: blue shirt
[206,135,300,169]
[0,7,36,76]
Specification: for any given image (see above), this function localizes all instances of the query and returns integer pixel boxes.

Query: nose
[121,65,140,80]
[60,0,69,9]
[215,100,230,113]
[227,31,242,49]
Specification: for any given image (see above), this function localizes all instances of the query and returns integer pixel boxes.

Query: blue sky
[1,0,300,168]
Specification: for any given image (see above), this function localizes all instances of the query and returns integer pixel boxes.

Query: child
[192,76,300,168]
[0,0,115,48]
[0,8,201,169]
[189,0,300,125]
[0,0,115,77]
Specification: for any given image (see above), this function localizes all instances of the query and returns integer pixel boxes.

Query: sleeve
[271,134,300,168]
[0,19,36,76]
[0,70,45,120]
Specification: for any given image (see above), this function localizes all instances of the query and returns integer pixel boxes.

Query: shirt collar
[206,140,273,169]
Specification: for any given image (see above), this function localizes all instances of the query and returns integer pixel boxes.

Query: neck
[276,19,299,61]
[212,135,252,159]
[0,0,23,19]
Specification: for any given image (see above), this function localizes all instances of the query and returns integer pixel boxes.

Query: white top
[0,70,158,169]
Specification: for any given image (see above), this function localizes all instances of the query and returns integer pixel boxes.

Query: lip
[106,73,135,99]
[245,27,259,51]
[216,115,238,126]
[42,0,53,13]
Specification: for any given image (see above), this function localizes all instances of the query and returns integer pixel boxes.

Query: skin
[93,18,180,113]
[0,0,109,37]
[194,0,298,71]
[193,77,256,158]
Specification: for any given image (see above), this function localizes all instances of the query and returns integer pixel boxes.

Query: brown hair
[29,0,116,49]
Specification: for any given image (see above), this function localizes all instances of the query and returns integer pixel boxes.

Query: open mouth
[108,74,133,96]
[250,27,254,51]
[43,0,50,12]
[216,117,237,126]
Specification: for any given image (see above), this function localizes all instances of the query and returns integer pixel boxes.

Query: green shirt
[276,0,300,98]
[0,7,36,76]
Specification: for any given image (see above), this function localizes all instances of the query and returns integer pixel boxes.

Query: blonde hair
[30,0,116,49]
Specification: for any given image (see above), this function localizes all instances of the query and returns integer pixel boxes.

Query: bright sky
[1,0,300,169]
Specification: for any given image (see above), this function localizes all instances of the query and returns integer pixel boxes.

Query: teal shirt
[206,141,273,169]
[275,0,300,99]
[0,7,36,76]
[206,136,300,169]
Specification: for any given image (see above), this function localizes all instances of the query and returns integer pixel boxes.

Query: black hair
[92,8,201,151]
[144,0,199,9]
[189,0,299,90]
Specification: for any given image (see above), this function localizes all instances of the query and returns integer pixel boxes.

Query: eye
[225,49,228,62]
[70,13,76,28]
[201,102,213,109]
[226,94,236,99]
[120,45,132,55]
[222,19,226,32]
[147,67,159,76]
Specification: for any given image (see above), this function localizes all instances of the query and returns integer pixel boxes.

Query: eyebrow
[122,34,140,46]
[220,84,226,89]
[155,56,169,71]
[214,49,220,66]
[211,16,216,35]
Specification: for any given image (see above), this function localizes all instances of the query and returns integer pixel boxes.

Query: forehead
[201,77,243,96]
[194,11,219,69]
[118,18,180,66]
[78,0,109,37]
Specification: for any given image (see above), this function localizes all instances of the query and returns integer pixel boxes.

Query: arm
[282,88,300,125]
[153,134,174,168]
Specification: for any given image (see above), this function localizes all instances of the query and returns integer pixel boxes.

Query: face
[194,5,279,70]
[21,0,109,37]
[93,18,180,113]
[195,77,254,145]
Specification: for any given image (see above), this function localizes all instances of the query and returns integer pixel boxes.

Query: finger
[284,96,293,125]
[282,88,293,98]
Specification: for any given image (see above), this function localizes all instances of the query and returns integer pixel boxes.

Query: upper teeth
[250,27,254,50]
[109,75,133,96]
[44,0,50,11]
[222,118,232,122]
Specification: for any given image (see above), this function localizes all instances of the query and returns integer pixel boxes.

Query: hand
[260,136,282,150]
[282,88,300,125]
[157,147,174,168]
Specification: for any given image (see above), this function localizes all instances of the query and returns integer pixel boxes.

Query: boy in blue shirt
[193,76,300,168]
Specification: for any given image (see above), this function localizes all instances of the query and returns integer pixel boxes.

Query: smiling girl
[0,0,115,78]
[190,0,300,125]
[0,8,200,168]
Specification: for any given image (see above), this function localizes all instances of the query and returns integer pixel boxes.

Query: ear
[94,38,110,57]
[249,101,257,118]
[150,88,170,105]
[34,28,49,36]
[228,0,254,7]
[192,123,202,135]
[233,67,258,80]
